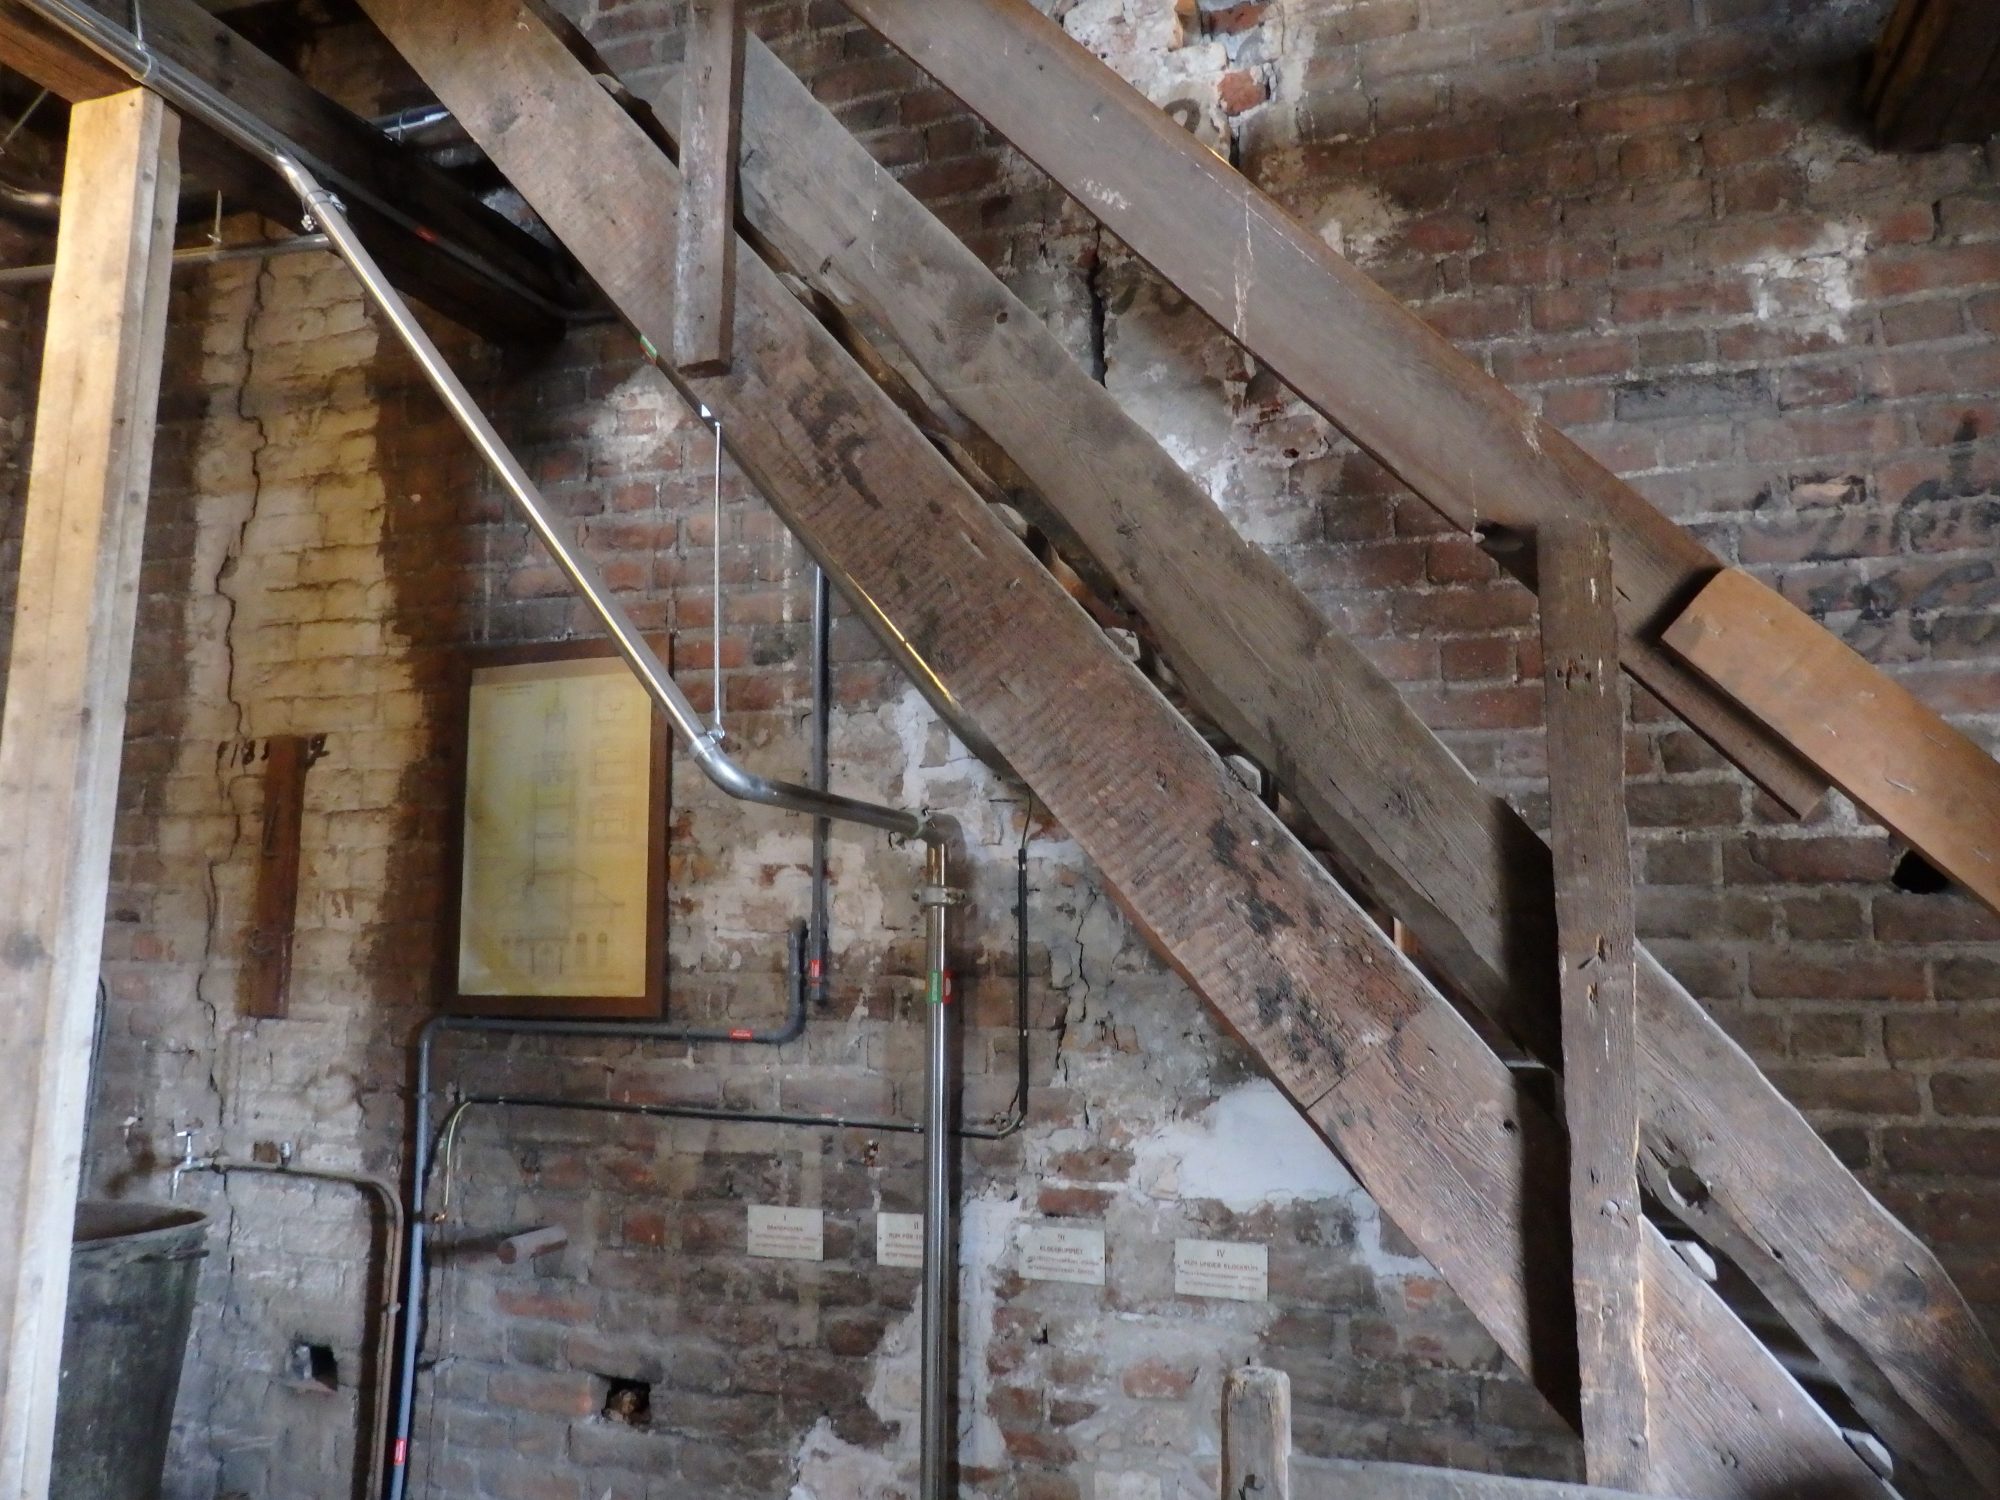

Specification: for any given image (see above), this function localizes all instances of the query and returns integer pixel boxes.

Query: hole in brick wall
[288,1341,338,1392]
[1891,850,1953,895]
[601,1377,652,1427]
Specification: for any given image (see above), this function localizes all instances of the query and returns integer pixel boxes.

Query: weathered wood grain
[1665,568,2000,919]
[613,32,2000,1493]
[365,5,1887,1493]
[0,0,576,341]
[836,0,1826,819]
[1539,523,1649,1492]
[670,0,742,373]
[1867,0,2000,148]
[1223,1367,1292,1500]
[1296,1457,1689,1500]
[0,88,178,1497]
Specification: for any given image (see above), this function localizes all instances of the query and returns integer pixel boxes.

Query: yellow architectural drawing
[458,656,653,998]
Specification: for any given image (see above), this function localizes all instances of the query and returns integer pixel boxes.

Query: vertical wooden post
[1538,521,1650,1492]
[242,735,319,1019]
[0,88,179,1498]
[671,0,743,374]
[1221,1366,1291,1500]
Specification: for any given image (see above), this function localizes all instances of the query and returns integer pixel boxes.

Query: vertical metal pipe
[809,566,831,1004]
[920,839,954,1500]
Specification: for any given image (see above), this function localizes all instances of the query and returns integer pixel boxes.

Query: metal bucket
[53,1201,209,1500]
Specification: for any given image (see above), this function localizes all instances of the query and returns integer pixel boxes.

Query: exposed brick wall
[1015,0,2000,1336]
[13,1,1994,1499]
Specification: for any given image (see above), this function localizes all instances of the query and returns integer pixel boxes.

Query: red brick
[1934,1073,2000,1117]
[1120,1356,1198,1400]
[1750,952,1927,1002]
[1217,70,1268,115]
[1036,1184,1112,1217]
[1765,1066,1922,1116]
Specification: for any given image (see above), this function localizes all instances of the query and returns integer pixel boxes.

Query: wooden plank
[1538,523,1649,1492]
[1222,1367,1291,1500]
[0,0,578,342]
[362,7,1884,1494]
[613,32,2000,1494]
[241,734,317,1019]
[1665,568,2000,918]
[1296,1458,1690,1500]
[670,0,741,374]
[836,0,1826,821]
[1868,0,2000,148]
[0,87,178,1498]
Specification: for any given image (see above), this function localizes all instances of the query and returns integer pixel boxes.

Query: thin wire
[0,89,48,156]
[710,412,725,735]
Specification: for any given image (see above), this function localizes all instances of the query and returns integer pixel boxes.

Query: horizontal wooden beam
[365,5,1883,1495]
[620,26,2000,1495]
[1300,1458,1694,1500]
[1665,568,2000,919]
[0,0,580,341]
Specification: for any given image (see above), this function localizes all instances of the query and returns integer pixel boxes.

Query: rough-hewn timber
[365,5,1887,1494]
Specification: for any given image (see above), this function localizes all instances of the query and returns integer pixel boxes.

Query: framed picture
[444,639,669,1017]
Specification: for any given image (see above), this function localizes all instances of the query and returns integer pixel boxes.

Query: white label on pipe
[876,1212,925,1269]
[1021,1224,1106,1286]
[747,1205,825,1261]
[1173,1239,1268,1302]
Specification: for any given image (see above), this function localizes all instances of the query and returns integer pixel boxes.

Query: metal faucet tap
[169,1127,200,1202]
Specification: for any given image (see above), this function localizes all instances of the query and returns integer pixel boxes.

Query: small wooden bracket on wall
[240,733,327,1020]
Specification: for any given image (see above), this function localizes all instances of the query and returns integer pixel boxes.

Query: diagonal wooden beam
[0,0,581,341]
[0,87,178,1497]
[610,29,2000,1496]
[1666,568,2000,918]
[835,0,1826,821]
[1539,523,1650,1492]
[364,6,1885,1495]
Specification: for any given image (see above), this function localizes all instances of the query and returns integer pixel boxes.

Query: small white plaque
[747,1205,825,1261]
[877,1212,925,1268]
[1174,1238,1268,1302]
[1021,1224,1106,1286]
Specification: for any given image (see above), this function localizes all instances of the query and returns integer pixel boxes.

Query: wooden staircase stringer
[362,5,1888,1494]
[838,0,2000,927]
[602,27,2000,1497]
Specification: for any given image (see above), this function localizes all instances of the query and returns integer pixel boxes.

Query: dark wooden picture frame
[442,638,670,1018]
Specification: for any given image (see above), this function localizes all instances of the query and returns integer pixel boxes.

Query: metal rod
[278,161,930,845]
[810,566,832,1004]
[178,1158,403,1500]
[0,231,330,286]
[921,839,955,1500]
[711,412,725,735]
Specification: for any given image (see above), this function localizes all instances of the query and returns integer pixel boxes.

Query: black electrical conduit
[398,832,1033,1490]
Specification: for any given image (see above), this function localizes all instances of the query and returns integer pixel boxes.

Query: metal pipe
[33,12,957,1480]
[0,230,330,286]
[179,1157,403,1500]
[284,164,930,845]
[810,566,832,1004]
[388,927,808,1500]
[12,0,580,322]
[920,839,956,1500]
